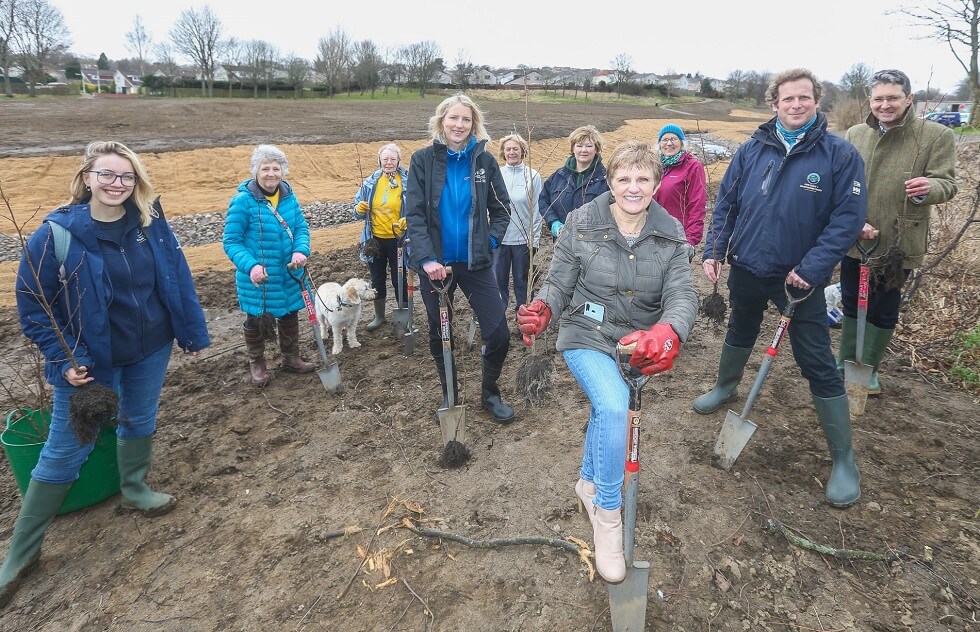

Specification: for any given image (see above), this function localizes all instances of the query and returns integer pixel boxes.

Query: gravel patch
[1,200,358,263]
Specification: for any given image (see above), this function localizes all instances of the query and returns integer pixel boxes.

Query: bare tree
[13,0,69,97]
[743,70,772,106]
[153,41,180,96]
[725,69,746,102]
[660,67,680,100]
[451,49,473,88]
[839,62,873,99]
[240,39,270,97]
[260,44,279,98]
[611,53,635,97]
[169,5,224,97]
[380,45,402,94]
[124,15,151,79]
[1,0,19,96]
[353,39,382,97]
[894,1,979,126]
[285,54,309,98]
[313,27,352,97]
[402,40,441,97]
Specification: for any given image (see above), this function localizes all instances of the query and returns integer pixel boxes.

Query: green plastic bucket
[1,408,120,515]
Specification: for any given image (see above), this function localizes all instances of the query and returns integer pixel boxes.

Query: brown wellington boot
[277,313,315,373]
[243,326,271,386]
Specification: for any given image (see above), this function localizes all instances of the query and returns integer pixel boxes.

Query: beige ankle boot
[592,506,626,583]
[575,479,596,522]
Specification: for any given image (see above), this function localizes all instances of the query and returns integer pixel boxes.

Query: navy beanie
[658,123,685,143]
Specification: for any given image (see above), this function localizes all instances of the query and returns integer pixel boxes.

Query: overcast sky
[53,0,968,94]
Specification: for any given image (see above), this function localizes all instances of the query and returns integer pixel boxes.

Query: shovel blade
[844,359,873,417]
[317,363,341,394]
[392,308,410,337]
[608,560,650,632]
[402,329,416,356]
[712,410,758,471]
[438,406,466,446]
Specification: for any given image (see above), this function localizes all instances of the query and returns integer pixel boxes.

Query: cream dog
[314,278,377,355]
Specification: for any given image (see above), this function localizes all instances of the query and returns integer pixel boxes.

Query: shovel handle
[856,235,880,261]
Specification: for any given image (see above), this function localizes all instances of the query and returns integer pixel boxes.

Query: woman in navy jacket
[404,93,515,423]
[4,141,210,607]
[539,125,610,238]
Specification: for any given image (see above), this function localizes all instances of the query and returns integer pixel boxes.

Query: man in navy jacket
[695,68,867,508]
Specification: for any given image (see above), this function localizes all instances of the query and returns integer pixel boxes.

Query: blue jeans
[563,348,628,511]
[725,265,843,398]
[32,342,173,484]
[492,244,531,310]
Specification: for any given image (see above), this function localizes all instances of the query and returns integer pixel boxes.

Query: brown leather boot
[592,506,626,583]
[243,326,271,386]
[277,312,315,373]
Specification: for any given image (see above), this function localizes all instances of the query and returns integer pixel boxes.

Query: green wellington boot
[366,298,386,332]
[0,480,72,608]
[693,343,753,414]
[814,394,861,507]
[118,436,177,516]
[862,323,895,396]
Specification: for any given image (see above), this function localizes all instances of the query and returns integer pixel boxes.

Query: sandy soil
[0,95,977,632]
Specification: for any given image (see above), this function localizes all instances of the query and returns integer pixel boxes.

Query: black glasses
[87,170,138,187]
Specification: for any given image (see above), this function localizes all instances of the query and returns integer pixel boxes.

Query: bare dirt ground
[0,95,978,632]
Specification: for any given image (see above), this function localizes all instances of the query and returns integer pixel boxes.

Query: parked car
[926,111,964,127]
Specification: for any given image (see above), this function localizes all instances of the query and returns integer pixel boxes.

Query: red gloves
[516,300,552,346]
[619,322,680,375]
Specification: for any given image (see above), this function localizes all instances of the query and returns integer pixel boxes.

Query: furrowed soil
[0,94,977,632]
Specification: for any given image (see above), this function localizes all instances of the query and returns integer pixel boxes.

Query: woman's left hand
[288,252,307,270]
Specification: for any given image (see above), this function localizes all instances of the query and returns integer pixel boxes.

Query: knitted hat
[658,123,686,143]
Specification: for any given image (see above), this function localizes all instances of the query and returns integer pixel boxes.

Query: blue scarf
[775,115,817,146]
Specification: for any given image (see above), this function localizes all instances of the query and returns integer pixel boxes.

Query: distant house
[591,70,617,86]
[498,69,545,87]
[635,72,662,86]
[469,68,498,86]
[113,70,141,94]
[80,68,116,92]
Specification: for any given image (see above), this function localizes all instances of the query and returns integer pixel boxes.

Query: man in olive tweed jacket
[841,69,957,396]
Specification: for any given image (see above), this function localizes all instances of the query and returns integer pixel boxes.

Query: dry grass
[894,142,980,395]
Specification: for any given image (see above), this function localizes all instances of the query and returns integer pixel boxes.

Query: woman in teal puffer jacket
[223,144,315,386]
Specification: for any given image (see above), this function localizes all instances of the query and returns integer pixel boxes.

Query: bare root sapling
[1,180,118,444]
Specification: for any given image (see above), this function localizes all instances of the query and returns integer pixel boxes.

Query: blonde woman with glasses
[5,141,210,608]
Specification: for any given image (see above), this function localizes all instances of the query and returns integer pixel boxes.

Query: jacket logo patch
[852,180,862,196]
[474,168,486,184]
[799,172,822,193]
[136,229,146,243]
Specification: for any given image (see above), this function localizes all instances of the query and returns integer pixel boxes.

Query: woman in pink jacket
[653,124,707,247]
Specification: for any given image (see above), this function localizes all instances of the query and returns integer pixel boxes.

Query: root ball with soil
[68,383,119,444]
[700,284,728,327]
[440,440,471,469]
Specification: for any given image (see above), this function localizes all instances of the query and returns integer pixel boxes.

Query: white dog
[314,278,377,355]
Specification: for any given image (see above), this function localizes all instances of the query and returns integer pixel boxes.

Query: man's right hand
[550,221,564,238]
[859,222,879,241]
[355,200,370,215]
[703,259,722,283]
[517,300,552,346]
